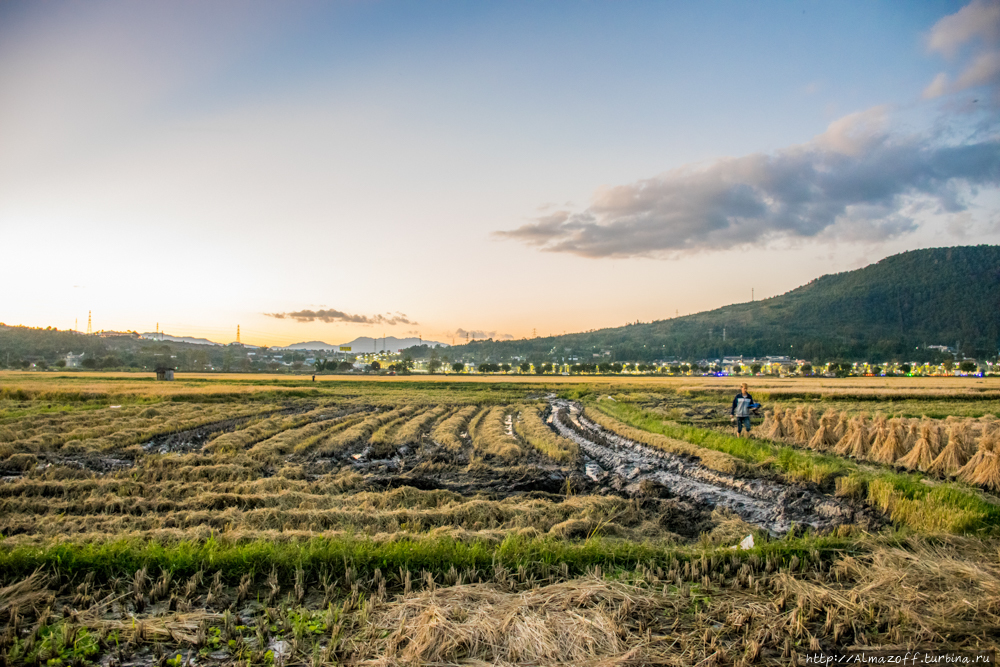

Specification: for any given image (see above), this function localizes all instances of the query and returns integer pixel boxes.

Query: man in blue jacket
[730,382,755,437]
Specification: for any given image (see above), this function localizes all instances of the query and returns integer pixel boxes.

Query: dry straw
[898,422,941,472]
[763,408,787,440]
[869,417,909,465]
[370,576,661,665]
[792,406,816,443]
[928,421,973,477]
[835,416,870,459]
[958,433,1000,492]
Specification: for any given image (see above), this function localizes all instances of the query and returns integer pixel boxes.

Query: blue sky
[1,1,997,346]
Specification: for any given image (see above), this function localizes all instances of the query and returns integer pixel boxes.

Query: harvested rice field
[1,372,999,666]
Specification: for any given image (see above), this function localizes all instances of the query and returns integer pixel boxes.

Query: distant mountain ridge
[442,245,1000,363]
[280,336,448,351]
[140,333,221,346]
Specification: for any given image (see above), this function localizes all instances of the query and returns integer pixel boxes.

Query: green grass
[0,532,860,585]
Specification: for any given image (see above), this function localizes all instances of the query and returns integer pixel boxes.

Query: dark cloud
[265,309,416,325]
[495,109,1000,258]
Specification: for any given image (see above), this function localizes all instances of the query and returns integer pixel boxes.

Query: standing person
[730,382,755,437]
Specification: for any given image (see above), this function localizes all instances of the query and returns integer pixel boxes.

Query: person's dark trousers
[737,416,751,434]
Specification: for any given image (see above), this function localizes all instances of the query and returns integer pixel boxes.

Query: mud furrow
[549,399,867,535]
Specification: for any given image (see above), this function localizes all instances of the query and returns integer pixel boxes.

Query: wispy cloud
[923,0,1000,103]
[266,309,416,325]
[495,106,1000,258]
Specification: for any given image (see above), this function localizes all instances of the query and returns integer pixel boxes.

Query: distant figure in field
[730,382,755,437]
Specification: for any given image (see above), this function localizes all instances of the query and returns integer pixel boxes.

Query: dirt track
[548,398,876,535]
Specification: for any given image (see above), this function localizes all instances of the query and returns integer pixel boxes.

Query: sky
[1,0,998,347]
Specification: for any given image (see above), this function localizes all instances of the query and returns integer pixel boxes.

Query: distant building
[155,366,175,381]
[65,352,85,368]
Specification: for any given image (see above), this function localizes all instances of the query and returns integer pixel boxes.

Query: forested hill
[446,245,1000,363]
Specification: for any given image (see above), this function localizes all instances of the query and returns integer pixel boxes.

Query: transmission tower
[87,311,92,335]
[237,325,241,344]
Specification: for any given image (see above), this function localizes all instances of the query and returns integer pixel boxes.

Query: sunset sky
[2,1,998,347]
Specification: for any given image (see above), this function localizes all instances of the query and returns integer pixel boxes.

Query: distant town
[10,327,991,378]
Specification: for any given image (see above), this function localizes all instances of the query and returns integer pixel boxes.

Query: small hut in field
[155,366,175,381]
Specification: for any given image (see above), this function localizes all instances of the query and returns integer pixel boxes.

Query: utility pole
[237,325,241,344]
[752,288,754,302]
[87,311,92,335]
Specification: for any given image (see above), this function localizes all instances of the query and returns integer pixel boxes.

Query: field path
[550,398,871,535]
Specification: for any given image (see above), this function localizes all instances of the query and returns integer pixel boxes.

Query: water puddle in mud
[549,398,872,535]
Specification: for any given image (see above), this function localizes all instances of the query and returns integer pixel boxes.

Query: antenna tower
[237,325,241,344]
[87,311,92,335]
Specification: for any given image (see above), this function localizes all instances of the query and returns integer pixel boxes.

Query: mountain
[445,245,1000,363]
[140,333,221,346]
[281,336,449,352]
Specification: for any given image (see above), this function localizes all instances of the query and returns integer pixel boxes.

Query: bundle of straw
[957,433,1000,491]
[928,421,973,477]
[869,417,909,464]
[831,411,848,441]
[807,407,820,431]
[897,422,941,472]
[835,416,870,459]
[807,418,838,451]
[759,410,774,433]
[763,408,787,440]
[867,414,890,457]
[792,410,816,444]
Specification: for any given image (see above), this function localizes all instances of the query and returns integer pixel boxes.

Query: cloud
[265,309,416,325]
[495,108,1000,258]
[454,328,514,340]
[923,0,1000,101]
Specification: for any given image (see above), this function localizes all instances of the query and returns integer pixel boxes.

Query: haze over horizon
[2,1,999,348]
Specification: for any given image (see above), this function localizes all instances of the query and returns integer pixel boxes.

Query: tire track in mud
[549,398,872,536]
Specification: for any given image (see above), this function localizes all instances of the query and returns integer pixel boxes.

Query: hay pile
[807,406,820,431]
[868,414,890,457]
[835,416,870,459]
[898,422,941,472]
[826,411,847,441]
[370,577,664,665]
[792,406,816,443]
[928,421,973,477]
[763,408,787,440]
[958,433,1000,492]
[807,420,837,451]
[869,417,909,465]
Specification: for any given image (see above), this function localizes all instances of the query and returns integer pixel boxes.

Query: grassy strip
[589,399,1000,535]
[0,532,860,584]
[851,471,1000,534]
